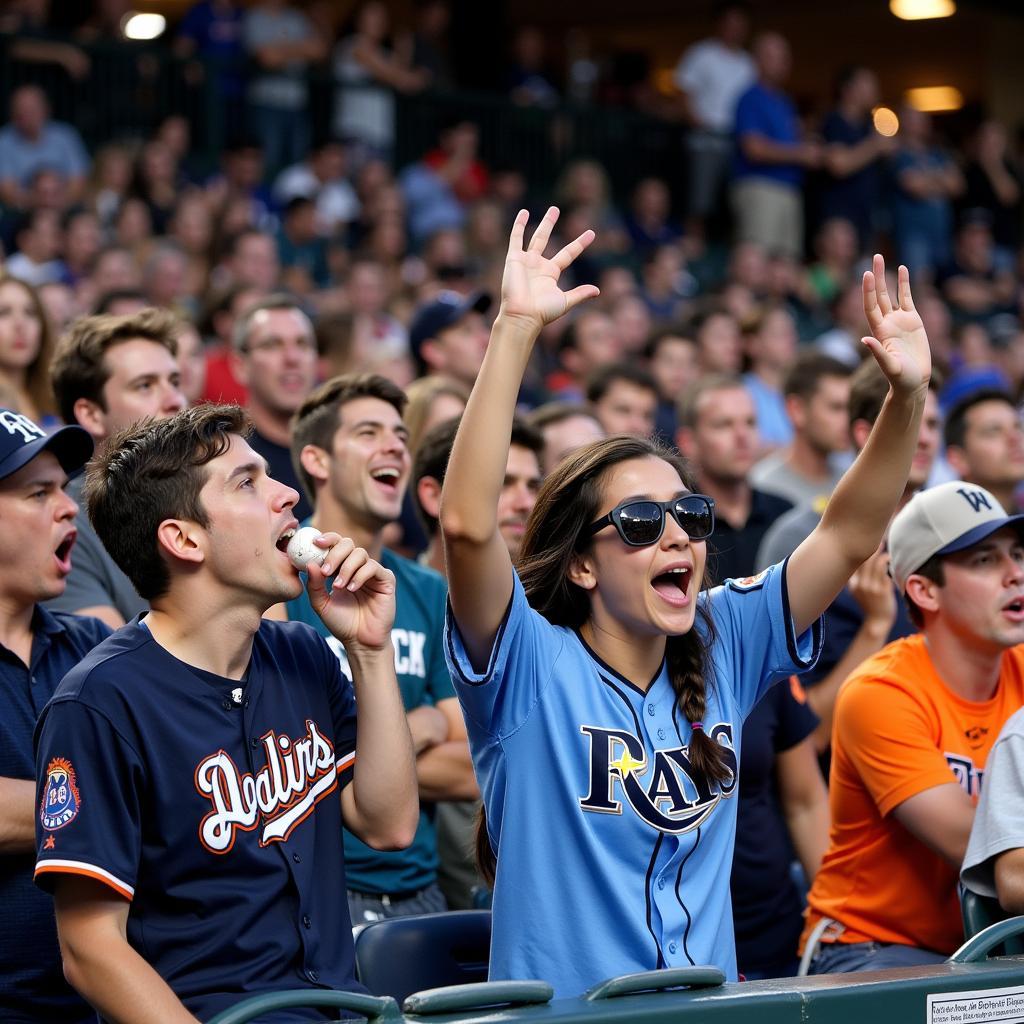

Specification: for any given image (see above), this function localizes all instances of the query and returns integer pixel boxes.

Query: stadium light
[872,107,900,137]
[889,0,956,18]
[122,12,166,40]
[905,86,964,112]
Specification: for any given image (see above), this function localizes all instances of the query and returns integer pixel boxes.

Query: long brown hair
[0,274,57,419]
[476,434,731,885]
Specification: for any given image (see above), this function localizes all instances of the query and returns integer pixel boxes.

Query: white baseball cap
[889,480,1024,591]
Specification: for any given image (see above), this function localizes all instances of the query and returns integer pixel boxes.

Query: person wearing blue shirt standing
[439,207,932,997]
[0,407,108,1023]
[732,32,822,261]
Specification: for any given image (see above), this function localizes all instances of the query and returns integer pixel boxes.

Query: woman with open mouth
[440,206,932,998]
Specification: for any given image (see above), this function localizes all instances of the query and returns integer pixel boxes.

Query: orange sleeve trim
[35,861,134,902]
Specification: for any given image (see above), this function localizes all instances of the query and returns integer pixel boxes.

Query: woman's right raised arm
[440,208,598,670]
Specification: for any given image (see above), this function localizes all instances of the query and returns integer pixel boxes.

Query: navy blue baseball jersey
[34,617,360,1022]
[444,559,822,998]
[1,606,109,1024]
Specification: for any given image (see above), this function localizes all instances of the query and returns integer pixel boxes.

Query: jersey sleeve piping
[34,859,135,901]
[444,590,515,688]
[781,555,824,668]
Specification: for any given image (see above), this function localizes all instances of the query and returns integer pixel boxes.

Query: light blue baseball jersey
[443,558,821,998]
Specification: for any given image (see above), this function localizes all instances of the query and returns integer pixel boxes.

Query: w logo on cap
[957,487,994,514]
[0,410,45,444]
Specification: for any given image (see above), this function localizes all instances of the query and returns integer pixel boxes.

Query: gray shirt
[961,707,1024,899]
[756,502,824,572]
[0,121,88,187]
[45,474,148,622]
[748,450,843,509]
[243,7,314,109]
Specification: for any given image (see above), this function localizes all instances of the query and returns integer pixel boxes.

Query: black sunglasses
[584,494,716,548]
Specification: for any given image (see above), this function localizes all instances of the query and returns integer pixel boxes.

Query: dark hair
[643,328,696,362]
[85,404,250,601]
[290,373,408,503]
[585,362,659,405]
[50,308,181,426]
[676,373,746,430]
[0,274,57,418]
[232,293,311,353]
[92,289,147,315]
[476,434,730,883]
[848,360,943,434]
[782,351,852,401]
[526,400,601,434]
[903,553,946,627]
[944,387,1015,450]
[412,415,542,538]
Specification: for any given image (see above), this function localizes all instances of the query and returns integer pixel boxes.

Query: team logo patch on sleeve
[726,569,769,593]
[40,757,81,831]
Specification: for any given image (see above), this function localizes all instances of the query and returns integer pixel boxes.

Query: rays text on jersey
[579,724,738,833]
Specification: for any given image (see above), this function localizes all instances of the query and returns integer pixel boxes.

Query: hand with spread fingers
[304,533,396,653]
[862,254,931,397]
[499,206,601,334]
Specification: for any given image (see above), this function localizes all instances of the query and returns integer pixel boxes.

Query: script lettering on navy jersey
[325,629,427,680]
[579,723,737,832]
[194,719,345,853]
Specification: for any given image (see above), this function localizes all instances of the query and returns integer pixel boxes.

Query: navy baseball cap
[409,290,492,358]
[0,408,93,482]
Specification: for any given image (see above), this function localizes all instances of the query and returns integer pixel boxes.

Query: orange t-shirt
[802,636,1024,955]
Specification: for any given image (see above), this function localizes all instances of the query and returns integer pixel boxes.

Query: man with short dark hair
[282,373,475,923]
[408,291,491,389]
[676,374,791,581]
[230,294,318,520]
[944,387,1024,514]
[47,308,187,627]
[585,362,658,438]
[545,309,623,401]
[802,480,1024,973]
[0,408,107,1024]
[34,404,417,1022]
[749,352,852,507]
[525,401,605,475]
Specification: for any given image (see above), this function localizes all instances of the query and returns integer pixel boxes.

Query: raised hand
[862,254,931,397]
[499,206,600,333]
[305,534,396,653]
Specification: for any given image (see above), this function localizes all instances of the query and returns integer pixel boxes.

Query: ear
[228,347,250,387]
[785,394,806,431]
[676,426,697,462]
[566,552,597,591]
[72,397,108,441]
[155,518,205,568]
[419,338,444,373]
[417,475,442,521]
[905,574,940,618]
[945,444,968,477]
[851,418,872,451]
[299,444,330,487]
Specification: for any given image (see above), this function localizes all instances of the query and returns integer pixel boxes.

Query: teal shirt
[286,546,453,893]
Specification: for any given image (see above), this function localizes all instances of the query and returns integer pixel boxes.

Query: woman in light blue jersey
[440,207,931,997]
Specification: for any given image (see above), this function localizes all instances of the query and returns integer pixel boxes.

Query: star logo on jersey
[194,720,345,854]
[610,750,646,780]
[40,757,81,831]
[579,724,737,834]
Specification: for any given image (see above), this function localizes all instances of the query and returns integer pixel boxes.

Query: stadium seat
[353,910,491,1003]
[959,885,1024,955]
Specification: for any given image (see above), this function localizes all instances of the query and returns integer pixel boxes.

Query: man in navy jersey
[33,404,417,1022]
[0,407,106,1024]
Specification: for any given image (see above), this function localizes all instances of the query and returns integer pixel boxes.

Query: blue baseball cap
[0,408,93,482]
[409,290,492,359]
